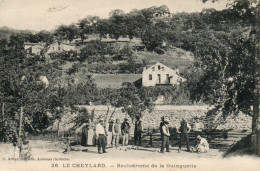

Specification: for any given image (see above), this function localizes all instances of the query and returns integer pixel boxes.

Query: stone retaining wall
[81,105,252,133]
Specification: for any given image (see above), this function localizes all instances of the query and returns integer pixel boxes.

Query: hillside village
[0,1,259,160]
[23,33,191,90]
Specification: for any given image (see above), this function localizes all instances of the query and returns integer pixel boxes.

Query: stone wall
[82,105,252,134]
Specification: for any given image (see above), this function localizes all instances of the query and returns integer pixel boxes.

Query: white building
[142,62,186,87]
[24,42,45,57]
[46,42,76,54]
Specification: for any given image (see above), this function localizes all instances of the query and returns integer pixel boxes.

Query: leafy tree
[0,38,8,57]
[96,19,111,39]
[192,0,259,155]
[36,31,53,45]
[125,13,151,39]
[78,16,100,41]
[55,24,79,42]
[109,9,125,17]
[79,40,110,63]
[141,26,164,51]
[108,12,128,40]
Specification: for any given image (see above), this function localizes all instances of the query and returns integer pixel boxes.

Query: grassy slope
[48,47,194,87]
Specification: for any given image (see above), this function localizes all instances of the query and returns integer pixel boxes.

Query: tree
[36,31,53,45]
[125,13,146,39]
[108,12,128,40]
[141,26,164,51]
[109,9,125,17]
[78,16,100,42]
[55,24,79,42]
[96,19,111,39]
[191,0,259,155]
[79,40,108,63]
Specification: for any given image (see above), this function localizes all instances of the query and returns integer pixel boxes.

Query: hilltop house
[142,62,186,87]
[24,42,45,57]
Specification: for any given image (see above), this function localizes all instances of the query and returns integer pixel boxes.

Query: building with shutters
[142,62,186,87]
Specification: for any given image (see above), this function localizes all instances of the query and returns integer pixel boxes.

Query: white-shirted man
[96,119,107,154]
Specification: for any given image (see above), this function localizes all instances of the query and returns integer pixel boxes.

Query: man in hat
[159,117,170,153]
[177,118,191,153]
[121,118,131,146]
[112,119,121,148]
[106,118,114,148]
[193,117,204,146]
[95,119,107,154]
[134,116,143,147]
[159,116,165,139]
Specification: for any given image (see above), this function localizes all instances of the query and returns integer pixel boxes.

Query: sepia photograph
[0,0,259,170]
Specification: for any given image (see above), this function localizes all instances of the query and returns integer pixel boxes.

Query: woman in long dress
[87,119,95,146]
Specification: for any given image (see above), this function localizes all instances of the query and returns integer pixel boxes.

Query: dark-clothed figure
[159,116,165,138]
[106,119,114,148]
[177,118,191,152]
[113,119,121,148]
[96,119,107,154]
[134,116,143,146]
[121,118,130,146]
[193,117,204,146]
[159,117,170,153]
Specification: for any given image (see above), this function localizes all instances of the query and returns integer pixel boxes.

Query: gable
[146,62,176,73]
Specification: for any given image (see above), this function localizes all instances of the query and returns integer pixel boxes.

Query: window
[149,74,152,80]
[157,74,161,83]
[158,65,160,70]
[58,47,61,50]
[152,67,155,71]
[166,74,170,83]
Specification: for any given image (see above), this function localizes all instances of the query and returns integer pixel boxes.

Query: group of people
[160,116,209,154]
[80,116,209,154]
[95,117,133,154]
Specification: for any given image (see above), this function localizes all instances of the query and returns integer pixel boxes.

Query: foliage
[54,24,79,42]
[188,0,259,152]
[78,16,100,41]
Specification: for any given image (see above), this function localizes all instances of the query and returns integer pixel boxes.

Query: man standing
[177,118,191,153]
[159,116,165,142]
[106,119,114,148]
[134,116,143,147]
[96,119,107,154]
[112,119,121,148]
[193,117,204,146]
[159,117,170,153]
[121,118,130,146]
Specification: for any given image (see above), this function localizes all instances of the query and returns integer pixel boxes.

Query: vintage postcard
[0,0,259,170]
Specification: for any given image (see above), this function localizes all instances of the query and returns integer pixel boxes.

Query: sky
[0,0,228,31]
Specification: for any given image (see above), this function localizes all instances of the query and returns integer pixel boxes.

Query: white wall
[47,42,75,54]
[142,62,183,87]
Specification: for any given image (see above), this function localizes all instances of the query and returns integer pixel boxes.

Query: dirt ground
[1,140,223,159]
[1,140,259,171]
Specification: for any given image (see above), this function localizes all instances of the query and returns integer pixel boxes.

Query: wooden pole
[2,102,4,119]
[18,107,23,149]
